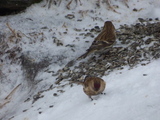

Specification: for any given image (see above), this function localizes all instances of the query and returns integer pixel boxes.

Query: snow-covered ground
[0,0,160,120]
[40,60,160,120]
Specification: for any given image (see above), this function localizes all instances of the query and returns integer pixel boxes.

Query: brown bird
[83,76,106,100]
[77,21,116,60]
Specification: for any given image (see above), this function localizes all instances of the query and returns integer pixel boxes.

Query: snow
[52,60,160,120]
[0,0,160,120]
[13,59,160,120]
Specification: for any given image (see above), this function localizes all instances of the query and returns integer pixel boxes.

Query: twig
[79,0,82,6]
[48,0,52,9]
[0,101,10,109]
[66,0,73,9]
[17,30,32,40]
[58,0,62,6]
[6,23,18,38]
[124,0,129,8]
[106,0,121,14]
[5,84,22,100]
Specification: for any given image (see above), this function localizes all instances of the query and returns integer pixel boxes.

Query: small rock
[49,105,54,108]
[53,93,58,96]
[85,32,92,37]
[138,18,145,23]
[77,19,82,21]
[57,90,65,93]
[23,109,28,112]
[94,26,101,32]
[65,14,75,19]
[39,111,42,114]
[24,98,31,102]
[63,32,67,34]
[74,28,82,32]
[143,74,147,76]
[155,18,159,21]
[41,26,48,29]
[133,8,138,12]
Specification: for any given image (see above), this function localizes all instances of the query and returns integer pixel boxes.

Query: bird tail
[69,81,84,85]
[77,52,89,60]
[77,48,97,60]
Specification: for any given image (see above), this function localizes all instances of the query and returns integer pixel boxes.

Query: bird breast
[93,81,101,91]
[83,77,106,96]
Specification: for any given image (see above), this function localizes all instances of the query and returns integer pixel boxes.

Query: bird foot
[89,96,94,101]
[101,92,106,95]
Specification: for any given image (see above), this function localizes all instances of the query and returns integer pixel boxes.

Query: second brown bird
[77,21,116,60]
